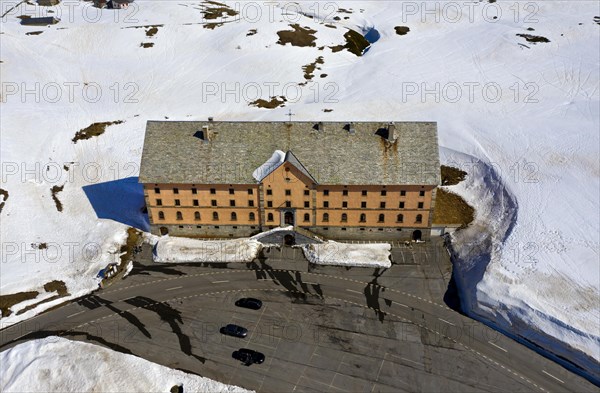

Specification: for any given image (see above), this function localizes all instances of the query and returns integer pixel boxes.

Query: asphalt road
[0,240,597,393]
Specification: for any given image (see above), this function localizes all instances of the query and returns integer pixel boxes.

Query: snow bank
[442,148,600,379]
[155,236,262,263]
[0,337,252,393]
[302,241,391,268]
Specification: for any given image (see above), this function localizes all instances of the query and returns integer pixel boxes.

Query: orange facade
[145,161,435,232]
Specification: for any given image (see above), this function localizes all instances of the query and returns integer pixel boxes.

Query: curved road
[1,265,597,392]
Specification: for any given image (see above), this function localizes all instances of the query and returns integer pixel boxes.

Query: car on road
[232,348,265,365]
[235,298,262,310]
[220,324,248,338]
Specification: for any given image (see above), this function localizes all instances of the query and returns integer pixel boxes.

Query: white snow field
[0,0,598,382]
[302,241,392,268]
[0,337,252,393]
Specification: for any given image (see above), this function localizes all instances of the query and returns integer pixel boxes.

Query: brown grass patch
[432,188,475,227]
[517,33,550,43]
[0,291,39,317]
[246,29,257,36]
[26,31,43,35]
[330,29,370,56]
[141,42,154,48]
[302,56,324,80]
[72,120,123,143]
[323,109,333,112]
[146,26,159,37]
[250,96,287,109]
[277,24,317,47]
[202,0,238,24]
[395,26,410,36]
[51,184,64,212]
[441,165,467,186]
[0,188,8,214]
[44,280,68,296]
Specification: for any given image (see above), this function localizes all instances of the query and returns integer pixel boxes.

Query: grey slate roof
[139,121,440,186]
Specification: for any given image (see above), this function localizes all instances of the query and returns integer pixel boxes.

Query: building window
[154,187,160,194]
[176,211,183,220]
[323,189,329,196]
[397,214,403,223]
[249,200,254,207]
[341,213,347,222]
[341,227,347,231]
[380,202,386,208]
[285,189,291,196]
[323,201,329,208]
[342,201,348,208]
[304,190,310,196]
[229,188,234,195]
[195,211,201,220]
[359,214,366,223]
[323,213,329,222]
[211,200,217,207]
[361,201,367,208]
[158,211,165,220]
[362,190,367,196]
[285,201,291,208]
[304,201,310,208]
[193,199,199,206]
[400,190,406,196]
[231,212,237,221]
[173,188,179,194]
[267,201,273,208]
[266,189,272,196]
[342,190,348,196]
[230,200,236,207]
[156,199,162,206]
[192,188,197,194]
[399,202,405,208]
[378,214,385,223]
[249,212,255,221]
[267,213,274,222]
[416,214,423,223]
[381,190,387,196]
[248,189,253,195]
[175,199,181,206]
[418,202,424,209]
[213,212,219,221]
[210,188,216,194]
[419,190,425,197]
[304,213,310,222]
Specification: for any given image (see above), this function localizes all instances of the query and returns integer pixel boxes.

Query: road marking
[66,311,84,319]
[488,341,508,353]
[400,357,422,366]
[211,280,229,284]
[165,286,182,291]
[542,370,564,384]
[346,289,362,294]
[438,318,455,326]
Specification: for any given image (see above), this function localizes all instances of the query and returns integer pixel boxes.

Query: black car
[232,348,265,365]
[235,298,262,310]
[220,324,248,338]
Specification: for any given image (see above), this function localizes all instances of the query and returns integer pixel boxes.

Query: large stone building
[139,120,440,241]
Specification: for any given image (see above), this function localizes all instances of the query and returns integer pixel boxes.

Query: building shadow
[82,177,149,231]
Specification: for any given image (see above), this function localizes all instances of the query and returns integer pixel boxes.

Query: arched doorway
[284,234,296,246]
[160,227,169,236]
[284,211,294,226]
[412,230,422,241]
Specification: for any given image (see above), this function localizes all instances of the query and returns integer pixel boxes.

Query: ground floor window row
[154,210,424,224]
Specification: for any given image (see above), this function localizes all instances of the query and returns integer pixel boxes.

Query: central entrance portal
[284,211,294,226]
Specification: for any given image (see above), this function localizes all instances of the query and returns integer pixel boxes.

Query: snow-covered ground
[0,0,598,381]
[0,337,252,393]
[155,236,262,263]
[302,241,392,268]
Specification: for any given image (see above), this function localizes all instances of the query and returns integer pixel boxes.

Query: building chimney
[387,122,397,142]
[208,117,214,122]
[348,122,356,135]
[202,125,211,142]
